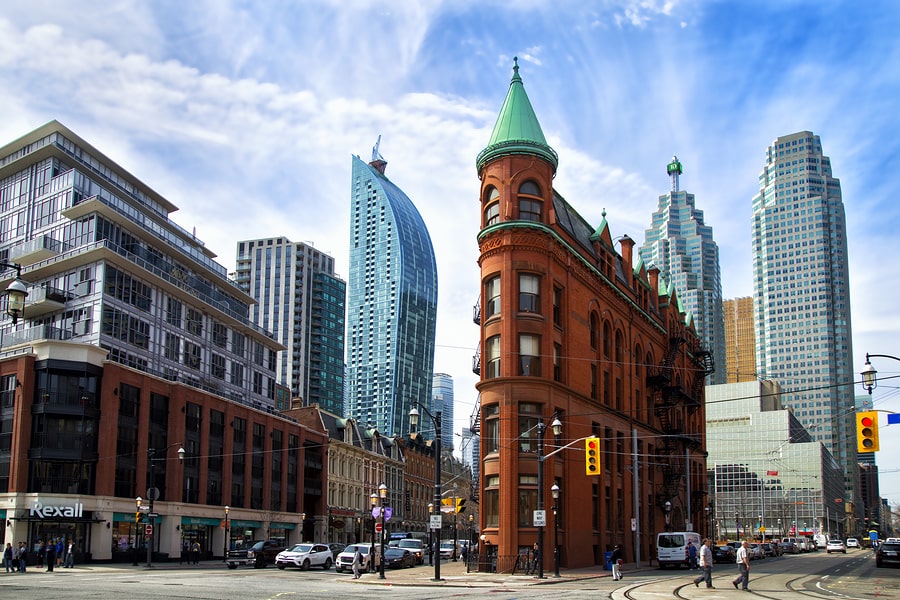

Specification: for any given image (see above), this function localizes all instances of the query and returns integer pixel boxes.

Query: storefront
[269,522,296,546]
[180,516,221,561]
[111,512,143,562]
[15,498,100,565]
[229,520,263,549]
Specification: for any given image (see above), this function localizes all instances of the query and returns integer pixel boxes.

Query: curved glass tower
[346,154,438,436]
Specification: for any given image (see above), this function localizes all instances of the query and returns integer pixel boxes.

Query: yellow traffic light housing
[585,436,600,475]
[857,411,879,453]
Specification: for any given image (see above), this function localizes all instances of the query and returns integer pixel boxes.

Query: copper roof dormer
[476,56,558,177]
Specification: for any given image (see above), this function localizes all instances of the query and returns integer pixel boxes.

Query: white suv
[335,544,379,572]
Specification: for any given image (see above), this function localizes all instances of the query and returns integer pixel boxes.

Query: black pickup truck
[226,540,286,569]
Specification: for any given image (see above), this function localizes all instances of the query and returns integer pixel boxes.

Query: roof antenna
[370,134,387,174]
[372,135,384,162]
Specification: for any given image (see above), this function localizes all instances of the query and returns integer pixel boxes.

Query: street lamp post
[369,493,377,573]
[300,512,306,542]
[378,483,387,580]
[134,496,142,566]
[860,353,900,394]
[0,261,28,326]
[705,506,711,541]
[427,503,434,566]
[536,415,562,580]
[145,444,185,567]
[223,506,230,561]
[467,514,474,573]
[409,404,443,581]
[664,501,672,533]
[551,483,560,577]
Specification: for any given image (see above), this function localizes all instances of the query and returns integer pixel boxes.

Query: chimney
[619,235,635,286]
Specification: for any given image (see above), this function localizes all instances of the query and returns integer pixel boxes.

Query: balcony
[10,234,66,266]
[24,285,70,318]
[2,324,73,347]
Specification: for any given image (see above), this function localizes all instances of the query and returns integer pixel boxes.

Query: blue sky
[3,1,900,505]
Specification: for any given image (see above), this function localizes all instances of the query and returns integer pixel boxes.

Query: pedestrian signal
[857,411,879,453]
[585,437,600,475]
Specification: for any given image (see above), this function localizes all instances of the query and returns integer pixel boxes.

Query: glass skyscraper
[432,373,454,451]
[751,131,856,501]
[346,153,437,436]
[234,237,346,414]
[639,157,725,384]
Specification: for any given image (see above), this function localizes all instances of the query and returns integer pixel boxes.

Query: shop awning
[269,522,297,530]
[181,516,223,527]
[229,520,263,528]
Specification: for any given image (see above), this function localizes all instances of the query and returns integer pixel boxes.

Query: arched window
[484,186,500,226]
[615,330,624,364]
[590,312,599,350]
[603,322,612,359]
[517,181,542,222]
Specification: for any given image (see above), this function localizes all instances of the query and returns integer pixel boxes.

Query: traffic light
[857,411,880,453]
[585,436,600,475]
[134,511,141,523]
[456,498,466,514]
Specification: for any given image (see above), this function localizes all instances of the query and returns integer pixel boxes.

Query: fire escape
[647,335,714,512]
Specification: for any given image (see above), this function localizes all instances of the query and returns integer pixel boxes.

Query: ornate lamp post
[705,506,711,540]
[536,415,562,579]
[664,501,672,532]
[860,353,900,394]
[223,505,230,560]
[0,261,28,325]
[466,514,474,573]
[427,503,434,566]
[369,493,377,572]
[133,496,142,566]
[551,483,561,577]
[300,512,306,542]
[409,404,443,581]
[378,483,387,580]
[145,444,185,567]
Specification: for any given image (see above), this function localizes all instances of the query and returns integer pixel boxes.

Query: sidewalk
[348,559,628,587]
[58,558,646,587]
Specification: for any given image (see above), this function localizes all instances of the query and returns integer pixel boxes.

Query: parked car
[825,540,846,554]
[748,543,764,560]
[383,547,417,569]
[327,543,346,559]
[760,542,776,557]
[226,539,286,569]
[713,545,736,563]
[846,538,860,548]
[780,540,799,554]
[275,543,334,570]
[876,540,900,567]
[397,539,425,564]
[439,542,456,560]
[335,544,378,572]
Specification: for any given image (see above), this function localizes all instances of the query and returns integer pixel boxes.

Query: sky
[3,0,900,506]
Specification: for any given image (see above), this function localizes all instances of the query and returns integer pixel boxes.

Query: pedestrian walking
[16,542,27,572]
[529,542,540,575]
[351,548,363,579]
[688,541,697,569]
[693,538,714,588]
[64,540,75,568]
[3,542,13,573]
[732,540,750,591]
[611,544,624,581]
[191,540,201,564]
[55,538,64,567]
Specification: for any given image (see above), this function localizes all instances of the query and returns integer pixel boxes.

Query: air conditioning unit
[74,320,91,336]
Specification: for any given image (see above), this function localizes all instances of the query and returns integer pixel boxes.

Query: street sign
[533,510,546,527]
[145,524,153,536]
[430,515,442,530]
[375,523,383,533]
[148,513,159,519]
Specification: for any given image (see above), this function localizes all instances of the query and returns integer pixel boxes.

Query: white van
[656,531,701,568]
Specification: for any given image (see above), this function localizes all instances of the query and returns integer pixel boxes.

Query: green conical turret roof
[476,57,558,175]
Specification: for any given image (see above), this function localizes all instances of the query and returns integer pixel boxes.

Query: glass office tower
[346,153,437,436]
[235,238,346,414]
[751,131,856,501]
[640,157,725,384]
